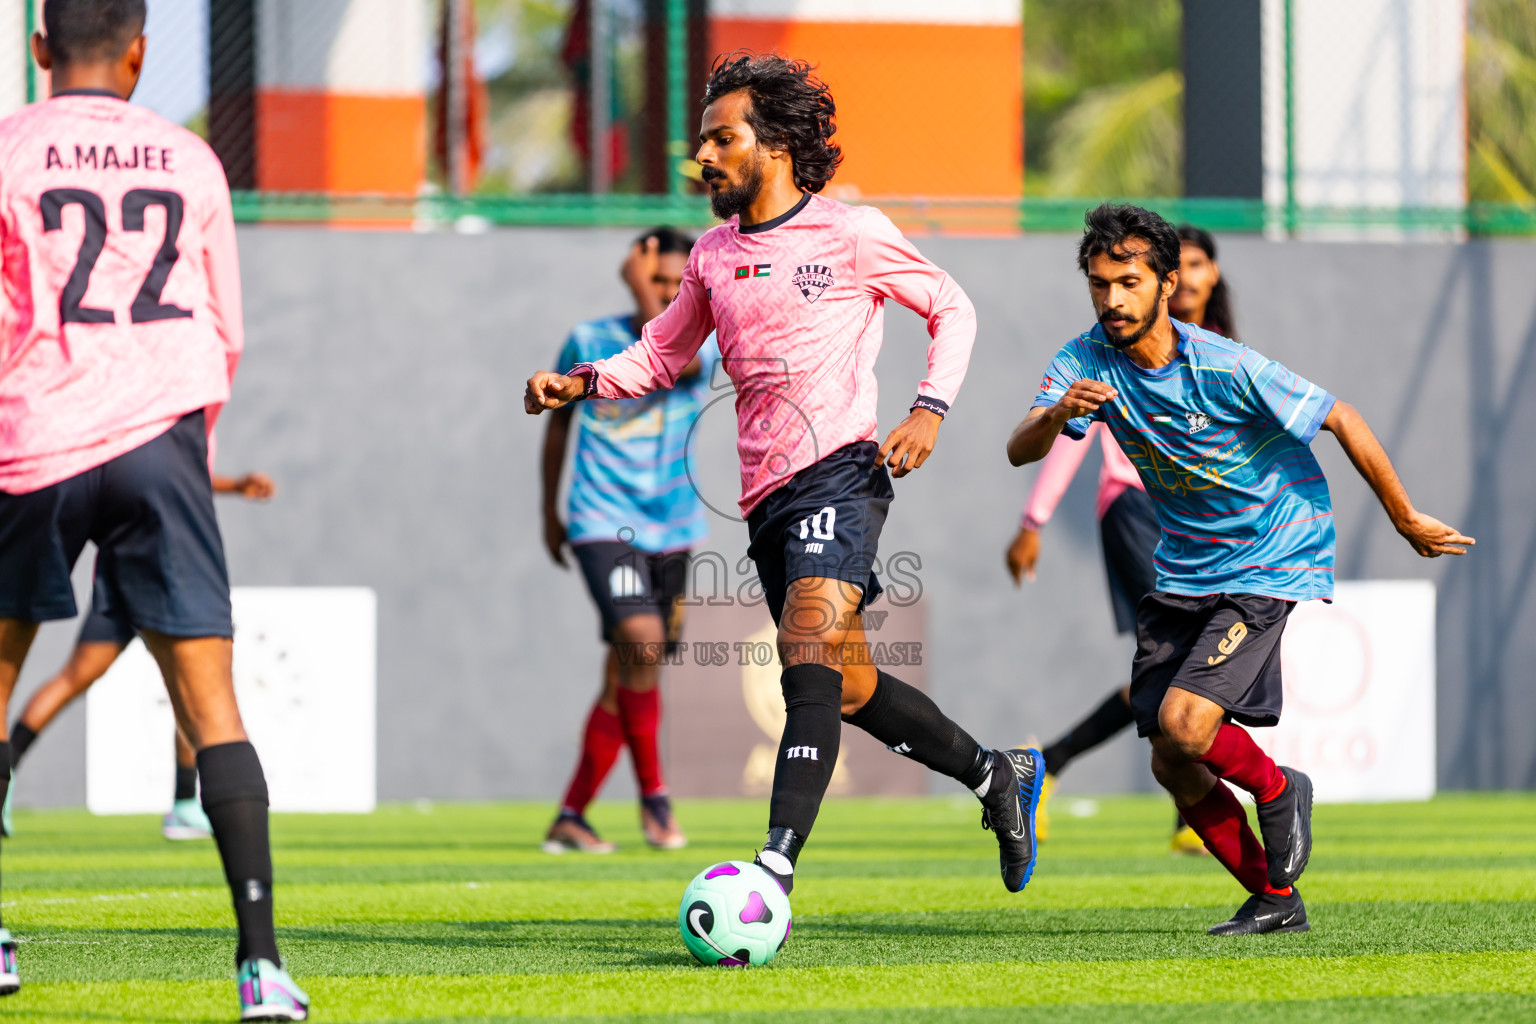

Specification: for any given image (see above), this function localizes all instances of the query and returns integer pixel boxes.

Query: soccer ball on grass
[678,860,791,966]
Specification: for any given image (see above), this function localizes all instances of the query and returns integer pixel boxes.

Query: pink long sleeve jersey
[0,91,243,494]
[1021,421,1145,530]
[577,194,977,515]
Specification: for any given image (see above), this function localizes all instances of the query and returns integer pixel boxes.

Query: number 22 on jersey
[40,187,192,325]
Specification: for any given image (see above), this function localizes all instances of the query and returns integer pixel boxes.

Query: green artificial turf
[1,793,1533,1022]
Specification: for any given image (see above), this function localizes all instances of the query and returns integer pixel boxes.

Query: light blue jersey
[557,315,719,552]
[1032,320,1338,602]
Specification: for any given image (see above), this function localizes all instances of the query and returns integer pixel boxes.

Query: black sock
[0,743,9,928]
[9,725,35,769]
[198,742,279,965]
[174,764,198,802]
[767,664,843,844]
[844,671,991,790]
[1040,688,1136,776]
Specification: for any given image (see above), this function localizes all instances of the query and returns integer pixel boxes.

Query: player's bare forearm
[1007,408,1063,467]
[1007,380,1119,467]
[878,408,942,478]
[1322,400,1475,557]
[525,371,586,414]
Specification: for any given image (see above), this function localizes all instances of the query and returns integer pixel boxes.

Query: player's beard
[1100,296,1163,350]
[704,154,765,221]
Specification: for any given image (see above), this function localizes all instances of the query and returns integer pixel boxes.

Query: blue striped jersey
[556,315,718,552]
[1031,320,1338,602]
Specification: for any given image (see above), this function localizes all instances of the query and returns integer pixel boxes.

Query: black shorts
[0,411,233,637]
[76,574,139,647]
[1099,487,1159,635]
[1129,591,1294,737]
[572,541,691,652]
[745,441,892,626]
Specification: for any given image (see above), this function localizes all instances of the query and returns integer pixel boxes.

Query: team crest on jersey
[1185,411,1212,432]
[792,264,834,302]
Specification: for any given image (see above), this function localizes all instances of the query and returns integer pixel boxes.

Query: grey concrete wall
[14,225,1536,806]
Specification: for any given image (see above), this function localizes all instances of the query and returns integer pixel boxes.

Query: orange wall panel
[710,20,1021,197]
[256,91,426,195]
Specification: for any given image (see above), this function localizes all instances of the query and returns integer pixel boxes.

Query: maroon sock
[560,704,626,815]
[1179,782,1290,895]
[616,687,665,797]
[1196,723,1287,803]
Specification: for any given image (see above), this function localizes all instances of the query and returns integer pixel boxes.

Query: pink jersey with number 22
[579,193,977,515]
[0,92,242,494]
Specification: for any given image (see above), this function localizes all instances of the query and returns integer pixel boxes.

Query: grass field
[1,793,1534,1022]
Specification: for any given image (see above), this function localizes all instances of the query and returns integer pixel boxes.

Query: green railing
[229,191,1536,237]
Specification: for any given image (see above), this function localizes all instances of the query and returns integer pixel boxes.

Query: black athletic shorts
[0,411,233,637]
[745,441,892,626]
[572,540,691,653]
[1129,591,1295,737]
[76,574,139,647]
[1099,487,1159,635]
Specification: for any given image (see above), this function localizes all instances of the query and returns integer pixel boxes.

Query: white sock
[758,849,794,876]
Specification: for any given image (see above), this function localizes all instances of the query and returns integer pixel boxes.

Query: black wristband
[910,395,949,418]
[568,362,599,400]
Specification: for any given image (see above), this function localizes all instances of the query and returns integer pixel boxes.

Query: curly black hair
[1077,203,1182,284]
[702,52,843,193]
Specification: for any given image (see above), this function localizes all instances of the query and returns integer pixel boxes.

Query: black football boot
[1207,887,1309,936]
[1255,766,1314,889]
[978,748,1044,893]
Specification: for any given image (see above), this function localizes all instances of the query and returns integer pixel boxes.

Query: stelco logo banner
[1248,580,1437,803]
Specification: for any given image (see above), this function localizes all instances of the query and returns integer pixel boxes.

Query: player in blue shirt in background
[540,228,719,855]
[1008,204,1473,935]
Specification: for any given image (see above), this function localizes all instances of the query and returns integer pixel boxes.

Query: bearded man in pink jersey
[526,54,1045,901]
[0,2,306,1017]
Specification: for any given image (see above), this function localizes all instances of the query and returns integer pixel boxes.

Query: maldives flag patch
[735,266,750,279]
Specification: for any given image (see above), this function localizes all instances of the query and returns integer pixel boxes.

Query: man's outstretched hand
[878,408,942,478]
[525,371,586,414]
[1395,510,1475,557]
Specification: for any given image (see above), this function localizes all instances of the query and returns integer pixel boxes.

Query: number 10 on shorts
[797,507,836,542]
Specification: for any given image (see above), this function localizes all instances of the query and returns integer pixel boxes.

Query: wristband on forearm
[567,363,599,400]
[910,395,949,417]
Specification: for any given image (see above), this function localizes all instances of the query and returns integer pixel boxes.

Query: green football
[678,860,792,967]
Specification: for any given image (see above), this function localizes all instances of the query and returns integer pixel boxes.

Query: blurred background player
[1006,225,1234,853]
[1008,203,1473,936]
[0,2,306,1014]
[3,473,276,842]
[526,54,1045,901]
[540,228,717,854]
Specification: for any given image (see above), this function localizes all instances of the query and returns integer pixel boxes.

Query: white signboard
[86,587,377,814]
[1248,580,1436,803]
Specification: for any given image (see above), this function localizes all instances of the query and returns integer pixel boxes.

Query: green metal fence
[229,190,1536,236]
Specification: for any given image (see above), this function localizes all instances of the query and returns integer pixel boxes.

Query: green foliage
[1468,0,1536,203]
[1024,0,1184,197]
